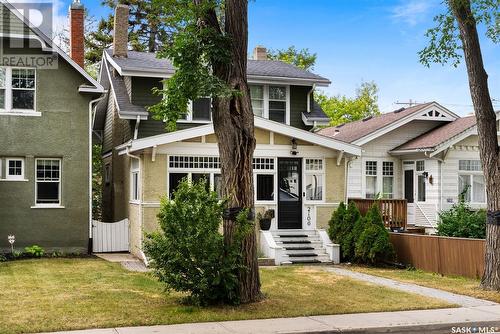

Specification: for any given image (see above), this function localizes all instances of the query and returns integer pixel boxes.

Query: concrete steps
[271,230,332,264]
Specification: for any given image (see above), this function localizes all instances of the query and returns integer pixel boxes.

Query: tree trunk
[450,0,500,290]
[204,0,262,303]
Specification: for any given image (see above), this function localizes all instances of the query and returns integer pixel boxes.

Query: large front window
[35,159,61,205]
[0,67,36,113]
[365,161,377,199]
[365,160,395,199]
[458,160,486,203]
[305,158,324,201]
[249,84,289,124]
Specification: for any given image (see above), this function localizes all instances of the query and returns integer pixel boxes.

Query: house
[319,102,500,233]
[93,5,359,264]
[0,0,104,253]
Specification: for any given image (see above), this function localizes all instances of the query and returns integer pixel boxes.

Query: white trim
[429,126,478,157]
[353,102,459,146]
[5,157,25,180]
[31,205,65,209]
[301,112,330,126]
[34,158,62,206]
[1,1,104,93]
[116,117,361,156]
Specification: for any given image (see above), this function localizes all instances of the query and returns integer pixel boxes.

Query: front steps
[271,230,332,265]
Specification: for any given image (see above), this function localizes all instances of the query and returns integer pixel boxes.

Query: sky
[24,0,500,115]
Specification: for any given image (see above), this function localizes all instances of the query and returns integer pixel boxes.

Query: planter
[259,218,271,231]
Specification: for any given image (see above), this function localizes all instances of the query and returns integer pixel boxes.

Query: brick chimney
[113,4,129,58]
[253,46,267,61]
[69,0,84,68]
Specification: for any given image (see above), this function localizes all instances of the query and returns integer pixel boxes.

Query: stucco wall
[0,41,95,252]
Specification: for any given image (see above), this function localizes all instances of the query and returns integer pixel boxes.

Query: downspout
[88,94,106,254]
[133,115,141,140]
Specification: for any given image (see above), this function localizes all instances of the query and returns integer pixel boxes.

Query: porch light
[291,138,298,156]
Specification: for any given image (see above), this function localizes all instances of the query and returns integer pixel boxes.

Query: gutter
[88,94,106,254]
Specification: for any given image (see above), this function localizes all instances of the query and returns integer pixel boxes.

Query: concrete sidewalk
[40,305,500,334]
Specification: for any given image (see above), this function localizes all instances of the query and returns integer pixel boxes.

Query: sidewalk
[40,305,500,334]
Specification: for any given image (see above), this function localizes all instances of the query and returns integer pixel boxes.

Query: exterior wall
[347,120,440,199]
[314,158,344,230]
[0,41,95,252]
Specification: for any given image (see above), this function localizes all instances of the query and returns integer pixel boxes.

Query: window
[382,161,394,199]
[130,159,140,201]
[35,159,61,205]
[180,98,212,122]
[305,159,324,201]
[417,174,426,202]
[254,157,276,203]
[168,172,188,199]
[250,85,264,117]
[169,155,220,169]
[0,67,36,113]
[6,158,24,180]
[248,84,289,124]
[416,160,425,172]
[365,161,377,199]
[458,160,486,203]
[268,86,287,123]
[104,164,111,185]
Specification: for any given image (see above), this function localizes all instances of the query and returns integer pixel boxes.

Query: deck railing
[348,198,407,230]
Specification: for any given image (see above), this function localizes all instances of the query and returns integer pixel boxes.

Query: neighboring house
[0,0,104,252]
[319,102,500,233]
[93,5,359,264]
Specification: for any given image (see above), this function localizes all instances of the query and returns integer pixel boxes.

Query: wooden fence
[349,198,407,230]
[390,232,485,279]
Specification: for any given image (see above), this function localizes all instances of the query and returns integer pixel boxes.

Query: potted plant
[257,209,274,231]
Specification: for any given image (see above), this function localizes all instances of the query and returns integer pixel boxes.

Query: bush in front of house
[328,201,361,261]
[437,199,486,239]
[354,205,395,264]
[144,178,253,305]
[24,245,45,258]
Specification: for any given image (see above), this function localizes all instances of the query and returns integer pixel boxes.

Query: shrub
[354,205,394,264]
[24,245,44,258]
[144,178,252,305]
[437,200,486,239]
[328,202,361,261]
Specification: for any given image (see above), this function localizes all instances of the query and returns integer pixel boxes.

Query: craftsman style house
[319,103,500,233]
[94,5,358,264]
[0,1,104,253]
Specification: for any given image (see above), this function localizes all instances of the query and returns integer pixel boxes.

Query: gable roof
[318,102,459,145]
[391,116,477,153]
[104,49,331,86]
[0,1,104,93]
[116,116,362,156]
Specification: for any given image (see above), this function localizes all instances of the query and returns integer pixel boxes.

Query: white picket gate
[92,219,129,253]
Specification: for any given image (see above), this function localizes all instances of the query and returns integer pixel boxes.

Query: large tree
[150,0,261,303]
[420,0,500,290]
[317,81,380,126]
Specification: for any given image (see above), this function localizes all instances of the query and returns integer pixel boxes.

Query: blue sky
[53,0,500,115]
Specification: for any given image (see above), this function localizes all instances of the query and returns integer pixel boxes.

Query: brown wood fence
[390,233,485,279]
[349,198,407,229]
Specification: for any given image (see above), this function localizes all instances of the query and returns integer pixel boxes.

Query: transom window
[169,156,220,169]
[458,160,486,203]
[253,158,274,170]
[249,84,289,124]
[0,67,36,112]
[305,158,324,201]
[35,159,61,205]
[6,158,24,180]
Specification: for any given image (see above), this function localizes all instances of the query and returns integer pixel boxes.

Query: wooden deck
[348,198,407,230]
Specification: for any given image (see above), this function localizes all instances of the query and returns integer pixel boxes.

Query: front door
[278,158,302,229]
[404,167,415,225]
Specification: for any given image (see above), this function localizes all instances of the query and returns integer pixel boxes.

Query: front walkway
[325,267,497,308]
[94,253,148,272]
[39,306,500,334]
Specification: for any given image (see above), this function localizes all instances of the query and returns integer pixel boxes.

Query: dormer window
[249,84,290,124]
[0,67,37,115]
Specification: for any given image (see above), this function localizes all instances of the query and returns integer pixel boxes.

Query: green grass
[0,258,454,334]
[347,265,500,303]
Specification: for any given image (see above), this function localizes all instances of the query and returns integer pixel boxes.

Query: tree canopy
[316,81,380,126]
[267,46,317,71]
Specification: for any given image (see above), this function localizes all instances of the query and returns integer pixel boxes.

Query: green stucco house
[0,0,104,253]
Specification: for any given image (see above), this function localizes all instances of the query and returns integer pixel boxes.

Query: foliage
[354,205,395,265]
[24,245,44,258]
[419,0,500,67]
[92,144,103,221]
[267,46,317,71]
[316,81,380,126]
[144,179,253,305]
[0,254,6,262]
[328,202,361,261]
[437,198,487,239]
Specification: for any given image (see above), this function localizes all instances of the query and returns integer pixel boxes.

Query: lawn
[347,265,500,303]
[0,258,453,334]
